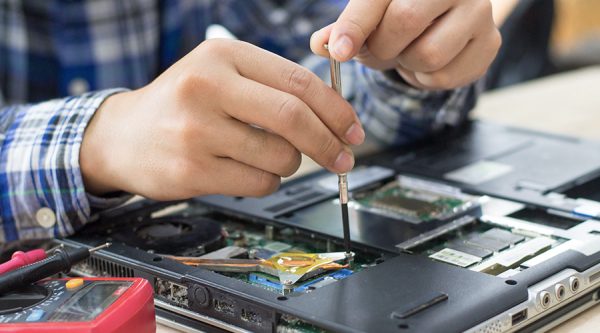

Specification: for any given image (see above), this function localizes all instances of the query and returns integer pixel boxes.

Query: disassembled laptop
[59,122,600,332]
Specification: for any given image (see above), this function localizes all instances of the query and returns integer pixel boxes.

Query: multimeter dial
[0,279,131,324]
[0,285,50,314]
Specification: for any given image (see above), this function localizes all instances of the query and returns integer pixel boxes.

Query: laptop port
[570,277,580,293]
[511,309,528,326]
[555,284,565,301]
[540,291,551,308]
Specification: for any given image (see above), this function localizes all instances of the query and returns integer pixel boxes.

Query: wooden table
[158,66,600,332]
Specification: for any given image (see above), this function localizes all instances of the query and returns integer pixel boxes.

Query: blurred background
[553,0,600,70]
[487,0,600,90]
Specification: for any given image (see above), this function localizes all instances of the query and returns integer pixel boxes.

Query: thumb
[328,0,389,61]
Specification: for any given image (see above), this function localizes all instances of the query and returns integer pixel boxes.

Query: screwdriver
[0,243,110,294]
[325,44,353,262]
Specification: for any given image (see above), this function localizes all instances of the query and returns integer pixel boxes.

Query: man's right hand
[80,39,364,200]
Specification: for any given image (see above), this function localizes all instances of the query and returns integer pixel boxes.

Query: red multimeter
[0,277,155,333]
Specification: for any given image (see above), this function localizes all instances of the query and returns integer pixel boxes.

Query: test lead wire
[0,243,111,295]
[325,44,353,261]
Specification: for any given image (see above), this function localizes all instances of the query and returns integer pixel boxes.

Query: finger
[202,157,282,197]
[367,0,452,61]
[328,0,391,61]
[313,25,397,70]
[212,118,302,177]
[397,2,489,73]
[310,23,334,57]
[231,42,364,146]
[414,26,501,89]
[395,67,430,90]
[221,75,355,174]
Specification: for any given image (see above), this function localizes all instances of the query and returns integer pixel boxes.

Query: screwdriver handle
[0,247,89,295]
[0,249,47,275]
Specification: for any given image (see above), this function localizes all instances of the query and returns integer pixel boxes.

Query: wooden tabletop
[472,66,600,141]
[158,66,600,332]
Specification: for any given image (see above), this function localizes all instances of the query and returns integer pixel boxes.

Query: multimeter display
[49,281,131,321]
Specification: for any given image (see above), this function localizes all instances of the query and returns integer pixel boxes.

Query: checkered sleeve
[0,89,130,242]
[301,55,481,148]
[351,65,481,147]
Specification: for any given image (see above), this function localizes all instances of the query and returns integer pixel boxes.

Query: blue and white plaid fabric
[0,0,478,242]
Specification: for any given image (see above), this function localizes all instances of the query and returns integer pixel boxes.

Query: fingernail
[345,123,365,145]
[334,35,353,59]
[334,150,355,172]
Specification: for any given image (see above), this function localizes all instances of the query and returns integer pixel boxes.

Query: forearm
[0,90,130,242]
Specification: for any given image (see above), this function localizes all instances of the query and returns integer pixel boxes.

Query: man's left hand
[311,0,502,90]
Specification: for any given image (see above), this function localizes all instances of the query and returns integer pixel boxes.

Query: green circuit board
[353,179,475,223]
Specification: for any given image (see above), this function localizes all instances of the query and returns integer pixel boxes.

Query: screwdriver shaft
[329,54,342,95]
[339,174,351,254]
[326,45,352,256]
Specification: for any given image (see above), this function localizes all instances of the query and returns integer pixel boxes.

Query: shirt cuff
[87,192,133,210]
[0,88,129,242]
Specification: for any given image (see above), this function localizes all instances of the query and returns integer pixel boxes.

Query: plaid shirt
[0,0,478,243]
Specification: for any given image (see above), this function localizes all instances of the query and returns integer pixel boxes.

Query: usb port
[511,309,528,326]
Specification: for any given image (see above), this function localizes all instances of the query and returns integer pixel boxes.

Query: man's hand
[311,0,502,90]
[80,39,364,199]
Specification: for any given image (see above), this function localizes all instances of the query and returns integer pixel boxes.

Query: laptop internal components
[197,169,483,252]
[164,252,349,287]
[247,269,353,294]
[429,248,481,268]
[71,202,384,297]
[109,216,225,256]
[352,176,479,224]
[410,221,566,277]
